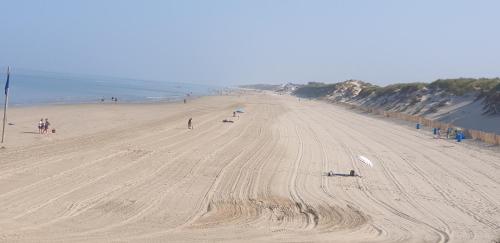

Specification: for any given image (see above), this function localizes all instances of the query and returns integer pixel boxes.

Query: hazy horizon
[1,0,499,86]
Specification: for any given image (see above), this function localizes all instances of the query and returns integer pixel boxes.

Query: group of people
[428,126,464,141]
[37,118,51,134]
[100,97,118,103]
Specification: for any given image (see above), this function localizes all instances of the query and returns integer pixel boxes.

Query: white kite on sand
[358,155,374,167]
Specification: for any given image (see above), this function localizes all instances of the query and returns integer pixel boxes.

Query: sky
[1,0,499,86]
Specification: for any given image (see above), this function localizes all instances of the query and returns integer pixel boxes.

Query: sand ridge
[0,92,499,242]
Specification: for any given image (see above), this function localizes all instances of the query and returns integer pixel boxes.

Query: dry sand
[0,92,499,242]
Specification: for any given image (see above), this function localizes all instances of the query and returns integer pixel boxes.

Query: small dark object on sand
[325,170,358,177]
[52,129,56,133]
[222,119,234,123]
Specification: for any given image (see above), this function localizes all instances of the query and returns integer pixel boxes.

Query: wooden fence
[339,102,500,146]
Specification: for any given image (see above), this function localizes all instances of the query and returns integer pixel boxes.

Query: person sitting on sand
[43,118,50,134]
[188,118,193,129]
[38,118,44,134]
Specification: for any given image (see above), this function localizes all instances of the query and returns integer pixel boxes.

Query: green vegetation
[292,82,338,98]
[291,78,500,115]
[356,85,378,98]
[482,83,500,115]
[293,78,500,98]
[374,83,427,97]
[428,78,500,95]
[239,84,281,91]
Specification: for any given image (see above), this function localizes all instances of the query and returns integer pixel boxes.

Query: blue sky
[1,0,499,85]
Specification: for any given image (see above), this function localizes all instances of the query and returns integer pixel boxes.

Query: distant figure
[188,118,193,129]
[233,111,236,117]
[111,97,114,102]
[114,97,118,103]
[101,98,105,102]
[436,128,441,139]
[38,118,44,134]
[43,118,50,134]
[184,99,187,104]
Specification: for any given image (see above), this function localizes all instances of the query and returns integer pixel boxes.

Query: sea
[2,70,221,106]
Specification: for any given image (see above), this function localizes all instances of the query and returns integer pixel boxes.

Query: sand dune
[0,92,499,242]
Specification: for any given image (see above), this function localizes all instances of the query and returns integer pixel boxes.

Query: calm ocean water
[3,70,221,106]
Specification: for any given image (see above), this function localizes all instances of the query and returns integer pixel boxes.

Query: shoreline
[1,94,231,148]
[6,94,212,108]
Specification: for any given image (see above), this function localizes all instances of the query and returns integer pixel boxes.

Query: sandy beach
[0,92,499,242]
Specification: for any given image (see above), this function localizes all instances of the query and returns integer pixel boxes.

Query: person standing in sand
[43,118,50,134]
[188,118,193,129]
[38,119,44,134]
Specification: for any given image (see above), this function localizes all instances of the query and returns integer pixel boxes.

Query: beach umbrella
[358,155,374,167]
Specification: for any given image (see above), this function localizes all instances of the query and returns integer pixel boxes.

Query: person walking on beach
[188,118,193,129]
[43,118,50,134]
[38,118,44,134]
